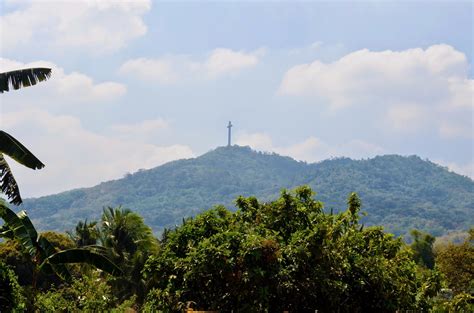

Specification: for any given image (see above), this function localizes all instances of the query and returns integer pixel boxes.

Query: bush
[0,261,26,312]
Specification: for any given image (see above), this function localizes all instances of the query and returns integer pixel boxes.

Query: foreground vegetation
[1,187,473,312]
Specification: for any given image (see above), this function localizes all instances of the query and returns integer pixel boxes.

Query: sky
[0,0,473,197]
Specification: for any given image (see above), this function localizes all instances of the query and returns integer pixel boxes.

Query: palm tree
[100,206,158,303]
[67,219,99,247]
[101,207,156,262]
[0,203,122,289]
[0,68,52,205]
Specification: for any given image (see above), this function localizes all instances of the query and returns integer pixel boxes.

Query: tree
[67,219,99,247]
[0,261,26,312]
[410,229,436,269]
[100,206,158,303]
[0,203,122,290]
[0,68,51,205]
[435,228,474,294]
[143,186,433,312]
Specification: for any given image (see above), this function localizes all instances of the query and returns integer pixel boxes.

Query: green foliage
[0,203,122,287]
[35,271,116,312]
[435,229,474,294]
[100,207,158,303]
[0,262,26,312]
[41,231,75,250]
[431,292,474,312]
[22,147,474,237]
[0,238,34,286]
[410,229,436,269]
[0,68,52,93]
[0,67,51,205]
[67,219,99,247]
[0,232,80,289]
[143,186,435,312]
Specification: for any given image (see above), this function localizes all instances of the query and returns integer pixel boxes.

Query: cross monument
[227,121,233,146]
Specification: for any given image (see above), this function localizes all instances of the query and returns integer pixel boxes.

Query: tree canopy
[143,187,436,312]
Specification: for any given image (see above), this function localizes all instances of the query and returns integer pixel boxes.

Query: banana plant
[0,131,45,205]
[0,68,52,93]
[0,204,122,288]
[0,68,51,205]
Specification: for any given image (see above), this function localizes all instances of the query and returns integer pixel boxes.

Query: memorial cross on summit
[227,121,233,147]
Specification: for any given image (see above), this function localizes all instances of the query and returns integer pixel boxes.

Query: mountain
[19,146,474,237]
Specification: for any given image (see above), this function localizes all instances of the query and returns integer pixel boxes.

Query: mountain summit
[21,146,473,237]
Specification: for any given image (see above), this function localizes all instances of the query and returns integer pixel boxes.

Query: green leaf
[0,68,52,93]
[0,131,45,170]
[18,210,38,244]
[0,204,36,256]
[0,154,22,205]
[41,248,123,277]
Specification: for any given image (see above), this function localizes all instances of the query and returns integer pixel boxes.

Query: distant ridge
[20,145,474,237]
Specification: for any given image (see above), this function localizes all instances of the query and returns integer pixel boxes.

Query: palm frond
[0,68,52,93]
[0,154,22,205]
[0,131,45,170]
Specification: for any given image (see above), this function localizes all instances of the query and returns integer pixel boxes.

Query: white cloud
[387,104,428,132]
[0,0,151,54]
[2,109,194,197]
[119,48,265,83]
[235,132,385,163]
[279,44,473,138]
[119,57,181,84]
[110,118,170,140]
[201,48,264,77]
[0,58,126,105]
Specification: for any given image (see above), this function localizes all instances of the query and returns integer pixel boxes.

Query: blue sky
[1,0,472,197]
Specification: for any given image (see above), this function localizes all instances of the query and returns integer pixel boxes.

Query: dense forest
[1,187,473,311]
[21,146,474,237]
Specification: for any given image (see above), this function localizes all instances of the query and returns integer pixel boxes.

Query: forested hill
[20,145,474,237]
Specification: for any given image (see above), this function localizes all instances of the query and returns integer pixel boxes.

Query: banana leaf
[0,131,44,170]
[0,204,36,256]
[0,68,52,93]
[37,235,72,281]
[0,131,45,205]
[41,248,123,277]
[0,154,22,205]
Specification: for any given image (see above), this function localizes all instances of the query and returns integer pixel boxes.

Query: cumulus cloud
[0,58,126,105]
[119,48,265,83]
[235,132,385,163]
[119,57,182,84]
[110,118,170,141]
[0,0,151,54]
[2,109,194,197]
[200,48,264,77]
[279,44,473,138]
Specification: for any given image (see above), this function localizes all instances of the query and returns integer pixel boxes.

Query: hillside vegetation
[20,146,474,237]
